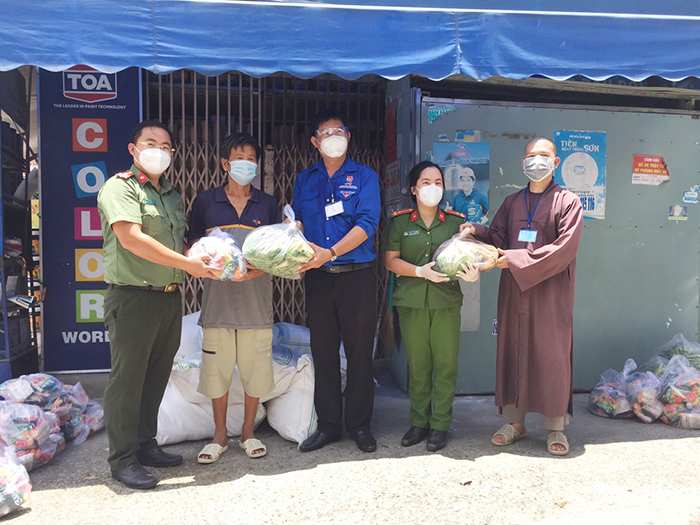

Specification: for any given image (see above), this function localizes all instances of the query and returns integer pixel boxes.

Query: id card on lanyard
[324,175,344,218]
[519,182,552,243]
[325,200,344,218]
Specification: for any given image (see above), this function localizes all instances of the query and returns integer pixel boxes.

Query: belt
[316,262,374,274]
[108,283,179,293]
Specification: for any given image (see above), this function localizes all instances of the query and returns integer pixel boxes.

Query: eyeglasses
[315,126,348,138]
[136,141,175,154]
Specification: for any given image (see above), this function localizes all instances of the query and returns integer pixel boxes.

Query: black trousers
[305,267,377,435]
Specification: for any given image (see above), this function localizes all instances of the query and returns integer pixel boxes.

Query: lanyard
[325,174,336,204]
[523,180,554,227]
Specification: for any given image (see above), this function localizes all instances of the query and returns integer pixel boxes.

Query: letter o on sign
[76,166,106,194]
[78,251,104,280]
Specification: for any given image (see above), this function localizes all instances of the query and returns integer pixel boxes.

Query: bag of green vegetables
[242,204,314,280]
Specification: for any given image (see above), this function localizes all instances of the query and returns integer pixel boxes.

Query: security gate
[144,71,389,352]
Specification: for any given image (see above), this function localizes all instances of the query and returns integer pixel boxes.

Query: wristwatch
[329,247,338,261]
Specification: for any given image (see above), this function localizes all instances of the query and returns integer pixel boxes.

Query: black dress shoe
[401,426,429,447]
[111,461,158,490]
[353,430,377,453]
[426,429,448,452]
[135,446,183,467]
[299,430,341,453]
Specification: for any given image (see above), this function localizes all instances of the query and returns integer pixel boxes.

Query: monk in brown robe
[464,137,583,455]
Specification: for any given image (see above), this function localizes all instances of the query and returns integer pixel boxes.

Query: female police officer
[383,161,478,452]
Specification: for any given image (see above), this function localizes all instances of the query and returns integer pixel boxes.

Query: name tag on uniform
[518,228,537,243]
[325,200,344,218]
[404,230,420,237]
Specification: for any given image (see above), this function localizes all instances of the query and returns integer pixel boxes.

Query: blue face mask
[228,160,257,185]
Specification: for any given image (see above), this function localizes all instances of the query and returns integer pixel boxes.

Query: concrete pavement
[9,374,700,525]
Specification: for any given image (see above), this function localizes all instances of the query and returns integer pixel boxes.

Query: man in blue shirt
[451,167,489,224]
[293,109,381,453]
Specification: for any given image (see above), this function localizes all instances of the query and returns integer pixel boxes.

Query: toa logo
[63,65,117,103]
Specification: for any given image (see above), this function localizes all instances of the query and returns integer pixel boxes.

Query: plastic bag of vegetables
[189,227,247,280]
[657,333,700,370]
[432,230,499,280]
[242,205,314,280]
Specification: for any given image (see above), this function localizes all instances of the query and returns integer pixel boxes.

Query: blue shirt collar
[309,157,359,179]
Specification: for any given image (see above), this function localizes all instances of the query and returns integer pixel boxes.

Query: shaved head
[525,137,557,156]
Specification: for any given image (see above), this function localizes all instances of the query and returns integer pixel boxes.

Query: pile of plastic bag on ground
[0,374,105,472]
[157,312,347,447]
[589,333,700,429]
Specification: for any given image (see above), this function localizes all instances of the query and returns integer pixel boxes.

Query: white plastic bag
[432,230,499,281]
[242,205,314,279]
[189,227,247,281]
[0,446,31,517]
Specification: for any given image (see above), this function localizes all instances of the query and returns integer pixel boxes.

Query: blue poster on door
[38,66,141,371]
[553,130,607,220]
[432,142,490,225]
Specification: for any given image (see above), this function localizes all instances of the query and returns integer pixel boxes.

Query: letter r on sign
[76,290,106,323]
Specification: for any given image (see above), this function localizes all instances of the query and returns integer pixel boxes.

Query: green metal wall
[413,98,700,394]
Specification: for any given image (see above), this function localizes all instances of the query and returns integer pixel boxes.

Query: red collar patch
[390,208,413,218]
[438,210,445,222]
[410,210,418,223]
[137,173,148,184]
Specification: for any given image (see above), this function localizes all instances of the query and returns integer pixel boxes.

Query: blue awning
[1,1,699,81]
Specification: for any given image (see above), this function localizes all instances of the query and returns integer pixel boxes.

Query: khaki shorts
[197,327,274,399]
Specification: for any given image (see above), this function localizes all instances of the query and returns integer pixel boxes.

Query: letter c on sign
[77,121,103,149]
[72,118,108,152]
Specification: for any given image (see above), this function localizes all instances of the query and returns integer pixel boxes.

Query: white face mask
[319,135,348,158]
[417,184,443,207]
[523,155,555,182]
[136,146,171,175]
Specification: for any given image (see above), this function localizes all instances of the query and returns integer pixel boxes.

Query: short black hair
[408,161,444,205]
[220,132,261,161]
[130,120,174,145]
[310,108,348,138]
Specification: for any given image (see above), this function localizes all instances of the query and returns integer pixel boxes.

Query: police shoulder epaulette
[115,171,134,179]
[444,209,466,219]
[390,208,414,218]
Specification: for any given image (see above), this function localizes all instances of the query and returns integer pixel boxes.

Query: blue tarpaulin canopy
[1,1,700,81]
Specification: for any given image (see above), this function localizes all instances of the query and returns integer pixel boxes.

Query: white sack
[265,347,317,445]
[175,311,203,362]
[156,381,265,446]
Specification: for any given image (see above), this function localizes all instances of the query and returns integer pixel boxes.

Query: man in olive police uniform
[98,120,217,489]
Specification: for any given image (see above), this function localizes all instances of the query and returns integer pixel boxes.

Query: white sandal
[239,438,267,458]
[197,442,229,464]
[491,424,528,446]
[547,432,570,456]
